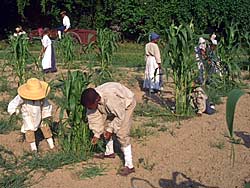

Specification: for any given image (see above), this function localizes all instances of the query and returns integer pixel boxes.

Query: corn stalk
[95,28,118,84]
[165,22,197,115]
[6,34,31,86]
[56,34,75,70]
[217,23,242,88]
[58,70,92,158]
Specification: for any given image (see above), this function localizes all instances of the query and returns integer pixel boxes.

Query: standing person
[39,28,57,73]
[143,32,162,93]
[208,33,222,76]
[80,82,136,176]
[194,37,208,85]
[57,11,71,39]
[13,25,26,37]
[7,78,55,152]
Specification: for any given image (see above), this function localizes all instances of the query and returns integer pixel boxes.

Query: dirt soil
[0,67,250,188]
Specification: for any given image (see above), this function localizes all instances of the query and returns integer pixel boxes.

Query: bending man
[80,82,136,176]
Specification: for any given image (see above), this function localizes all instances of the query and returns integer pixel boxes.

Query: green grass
[0,144,92,187]
[130,127,155,140]
[0,117,20,134]
[0,172,28,188]
[77,164,106,179]
[21,151,83,172]
[137,157,155,171]
[134,102,179,122]
[0,76,11,92]
[143,121,159,128]
[210,140,225,149]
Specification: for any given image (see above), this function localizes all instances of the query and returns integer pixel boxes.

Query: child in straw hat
[8,78,55,152]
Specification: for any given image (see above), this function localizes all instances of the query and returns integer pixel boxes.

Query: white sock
[58,31,61,39]
[105,139,114,155]
[30,142,37,151]
[123,144,133,168]
[47,138,55,149]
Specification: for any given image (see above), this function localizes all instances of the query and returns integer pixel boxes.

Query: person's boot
[118,166,135,176]
[118,144,135,176]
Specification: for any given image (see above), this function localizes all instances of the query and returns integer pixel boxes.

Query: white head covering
[199,37,206,44]
[210,34,217,45]
[198,37,206,50]
[211,39,217,45]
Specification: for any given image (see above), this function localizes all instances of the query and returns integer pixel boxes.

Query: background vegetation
[1,0,250,41]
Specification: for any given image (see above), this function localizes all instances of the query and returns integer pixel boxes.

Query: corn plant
[165,22,197,115]
[6,34,31,86]
[226,88,245,166]
[205,23,245,104]
[58,70,92,158]
[95,28,118,84]
[217,23,242,87]
[56,34,75,70]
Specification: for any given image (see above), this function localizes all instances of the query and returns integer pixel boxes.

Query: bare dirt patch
[0,66,250,188]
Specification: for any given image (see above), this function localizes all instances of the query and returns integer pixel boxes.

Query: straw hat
[18,78,50,100]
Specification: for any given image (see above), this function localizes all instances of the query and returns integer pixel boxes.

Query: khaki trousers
[116,98,136,147]
[25,123,52,143]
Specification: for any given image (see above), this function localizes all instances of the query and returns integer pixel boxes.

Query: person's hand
[91,136,99,145]
[38,54,43,60]
[103,131,112,140]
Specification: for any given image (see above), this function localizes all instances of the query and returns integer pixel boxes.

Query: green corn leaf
[226,89,245,138]
[245,182,250,188]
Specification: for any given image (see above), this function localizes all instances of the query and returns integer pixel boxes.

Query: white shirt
[7,95,52,133]
[41,34,51,48]
[13,31,26,37]
[63,15,71,30]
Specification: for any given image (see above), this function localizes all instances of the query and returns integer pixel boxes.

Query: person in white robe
[39,28,57,73]
[143,32,162,93]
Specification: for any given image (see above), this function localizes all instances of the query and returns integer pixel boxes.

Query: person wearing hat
[7,78,55,152]
[207,33,222,78]
[13,25,26,37]
[194,37,209,85]
[80,82,136,176]
[143,32,162,93]
[39,28,57,73]
[57,11,71,39]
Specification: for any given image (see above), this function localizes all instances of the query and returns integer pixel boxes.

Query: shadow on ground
[130,171,219,188]
[159,172,219,188]
[136,75,175,110]
[235,131,250,148]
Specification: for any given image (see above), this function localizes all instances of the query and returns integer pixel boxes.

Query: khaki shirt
[86,82,135,138]
[145,42,161,64]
